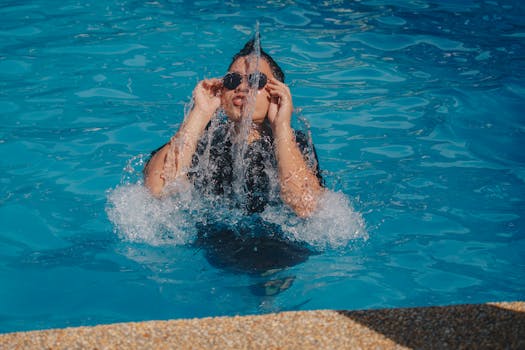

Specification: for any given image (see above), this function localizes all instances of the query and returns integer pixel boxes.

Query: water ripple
[75,88,138,99]
[376,16,407,26]
[343,32,473,52]
[362,145,415,158]
[44,43,147,55]
[0,26,41,36]
[0,60,32,75]
[320,67,405,83]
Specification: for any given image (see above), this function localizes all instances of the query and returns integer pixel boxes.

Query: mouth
[232,95,246,107]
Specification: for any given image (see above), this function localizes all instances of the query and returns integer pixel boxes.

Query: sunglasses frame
[222,72,268,90]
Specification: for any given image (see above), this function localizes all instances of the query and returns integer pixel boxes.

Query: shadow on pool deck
[338,303,525,349]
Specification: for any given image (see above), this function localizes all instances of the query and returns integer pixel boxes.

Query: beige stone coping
[1,301,524,349]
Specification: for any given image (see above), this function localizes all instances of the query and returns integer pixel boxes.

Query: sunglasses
[222,72,268,90]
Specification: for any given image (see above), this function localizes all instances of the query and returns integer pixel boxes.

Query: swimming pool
[1,0,524,333]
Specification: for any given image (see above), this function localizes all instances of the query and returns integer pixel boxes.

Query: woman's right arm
[144,79,222,197]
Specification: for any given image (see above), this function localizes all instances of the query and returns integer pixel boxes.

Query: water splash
[230,22,263,207]
[107,152,366,250]
[106,183,198,246]
[106,23,367,251]
[261,191,367,250]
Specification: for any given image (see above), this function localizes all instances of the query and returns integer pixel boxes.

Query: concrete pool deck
[1,301,523,349]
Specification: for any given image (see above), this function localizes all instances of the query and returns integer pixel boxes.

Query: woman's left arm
[266,78,323,218]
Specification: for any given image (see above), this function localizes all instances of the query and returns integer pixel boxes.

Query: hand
[266,78,293,130]
[192,79,222,120]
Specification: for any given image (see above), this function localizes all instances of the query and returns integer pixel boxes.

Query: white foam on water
[107,182,367,251]
[106,182,199,246]
[261,190,367,251]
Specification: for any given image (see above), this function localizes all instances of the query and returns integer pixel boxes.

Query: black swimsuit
[150,121,322,214]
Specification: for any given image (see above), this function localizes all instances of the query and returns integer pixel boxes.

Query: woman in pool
[144,39,323,218]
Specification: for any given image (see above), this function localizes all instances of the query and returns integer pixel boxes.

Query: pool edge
[1,301,524,349]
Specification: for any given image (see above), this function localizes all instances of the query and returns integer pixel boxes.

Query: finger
[266,78,290,91]
[266,85,288,101]
[267,77,283,85]
[202,79,223,96]
[202,78,222,89]
[266,80,290,94]
[265,81,283,93]
[268,97,278,121]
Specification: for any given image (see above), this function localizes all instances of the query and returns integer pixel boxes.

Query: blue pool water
[1,0,525,334]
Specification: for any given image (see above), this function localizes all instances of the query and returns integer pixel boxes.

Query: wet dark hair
[228,38,285,83]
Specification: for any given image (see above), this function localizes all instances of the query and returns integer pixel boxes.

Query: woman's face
[221,55,274,124]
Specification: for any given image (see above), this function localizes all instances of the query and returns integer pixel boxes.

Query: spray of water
[106,24,367,251]
[230,23,262,206]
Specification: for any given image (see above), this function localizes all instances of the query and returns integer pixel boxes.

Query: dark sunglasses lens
[223,73,242,90]
[248,72,267,89]
[257,73,267,89]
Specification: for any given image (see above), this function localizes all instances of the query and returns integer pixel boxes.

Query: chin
[225,110,242,122]
[228,116,242,123]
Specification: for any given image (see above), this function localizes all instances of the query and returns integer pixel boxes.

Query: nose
[235,76,249,92]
